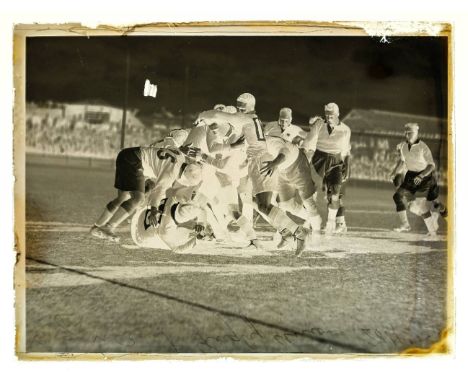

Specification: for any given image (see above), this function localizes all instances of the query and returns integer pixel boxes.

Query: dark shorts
[311,149,343,195]
[393,173,405,188]
[114,147,145,192]
[397,170,438,199]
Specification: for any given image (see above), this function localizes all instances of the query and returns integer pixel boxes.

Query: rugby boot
[90,225,106,240]
[335,222,348,234]
[97,224,120,243]
[393,224,411,233]
[323,221,336,235]
[294,226,309,256]
[277,229,294,249]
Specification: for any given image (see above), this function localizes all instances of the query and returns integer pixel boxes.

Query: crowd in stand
[26,110,165,158]
[25,107,447,185]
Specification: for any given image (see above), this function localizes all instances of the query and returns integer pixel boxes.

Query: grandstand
[25,104,449,185]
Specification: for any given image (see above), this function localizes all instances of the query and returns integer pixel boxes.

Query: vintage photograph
[15,23,452,356]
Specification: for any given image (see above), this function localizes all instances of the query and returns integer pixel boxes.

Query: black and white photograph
[14,22,452,357]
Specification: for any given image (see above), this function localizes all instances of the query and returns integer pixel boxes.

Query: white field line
[25,224,390,233]
[25,208,395,228]
[25,262,337,289]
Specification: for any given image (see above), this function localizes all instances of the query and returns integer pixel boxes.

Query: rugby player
[156,176,211,252]
[150,128,189,148]
[260,135,321,248]
[195,93,309,255]
[90,144,199,242]
[264,107,306,145]
[303,103,351,234]
[204,122,259,247]
[390,123,446,238]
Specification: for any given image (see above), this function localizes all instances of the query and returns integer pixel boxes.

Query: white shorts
[248,153,278,196]
[278,151,316,201]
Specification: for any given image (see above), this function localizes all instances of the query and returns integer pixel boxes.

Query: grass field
[24,161,449,354]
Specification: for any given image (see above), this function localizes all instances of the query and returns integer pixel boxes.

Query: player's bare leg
[393,188,411,232]
[430,199,447,232]
[277,196,321,249]
[324,193,340,234]
[335,209,347,233]
[90,190,131,241]
[95,191,145,242]
[255,192,309,256]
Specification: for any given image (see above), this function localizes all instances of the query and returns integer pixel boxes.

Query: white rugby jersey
[264,121,306,142]
[183,124,209,153]
[265,136,299,170]
[139,146,185,207]
[198,110,267,158]
[206,129,247,170]
[303,119,351,157]
[397,140,435,172]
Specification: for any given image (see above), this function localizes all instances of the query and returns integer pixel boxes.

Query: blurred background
[25,36,448,184]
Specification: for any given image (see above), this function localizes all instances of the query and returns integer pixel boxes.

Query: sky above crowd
[26,35,448,124]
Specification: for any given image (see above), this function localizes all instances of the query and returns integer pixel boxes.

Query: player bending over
[260,135,321,249]
[390,123,446,239]
[195,93,309,256]
[90,144,198,242]
[264,107,307,145]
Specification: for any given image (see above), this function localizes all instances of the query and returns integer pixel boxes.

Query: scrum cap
[236,93,256,113]
[404,123,419,132]
[169,129,189,147]
[213,104,226,111]
[224,105,237,114]
[324,102,340,116]
[279,107,292,120]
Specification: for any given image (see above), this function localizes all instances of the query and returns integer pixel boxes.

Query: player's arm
[195,109,248,127]
[205,129,232,153]
[342,155,351,182]
[341,127,352,182]
[390,143,406,180]
[260,142,288,177]
[146,176,174,226]
[183,125,206,149]
[200,152,230,169]
[302,118,322,158]
[289,124,308,146]
[260,153,285,177]
[414,144,436,185]
[390,159,405,180]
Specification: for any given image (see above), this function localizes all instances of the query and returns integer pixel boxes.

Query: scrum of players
[90,92,447,255]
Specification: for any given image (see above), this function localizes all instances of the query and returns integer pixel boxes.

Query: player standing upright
[302,103,351,234]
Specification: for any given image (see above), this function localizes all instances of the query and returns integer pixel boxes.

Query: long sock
[240,193,254,222]
[336,206,345,217]
[398,210,409,226]
[423,216,436,234]
[308,214,322,231]
[106,207,130,229]
[336,215,345,225]
[237,215,256,241]
[303,195,319,216]
[327,207,338,224]
[267,206,298,234]
[95,202,120,227]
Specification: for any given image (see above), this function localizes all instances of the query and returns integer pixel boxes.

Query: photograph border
[13,20,455,360]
